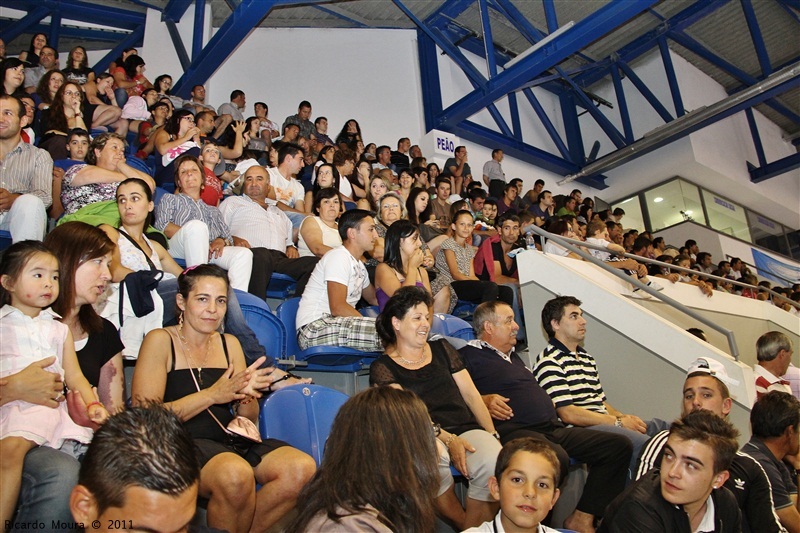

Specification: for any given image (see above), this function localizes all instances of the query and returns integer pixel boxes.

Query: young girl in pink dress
[0,241,109,524]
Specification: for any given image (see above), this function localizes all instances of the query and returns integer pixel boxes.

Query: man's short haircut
[412,166,427,177]
[333,147,355,167]
[195,110,215,123]
[298,100,311,110]
[509,178,523,187]
[612,207,625,216]
[191,84,204,93]
[78,403,200,514]
[473,300,509,339]
[314,116,326,125]
[696,252,711,264]
[455,145,466,154]
[537,190,551,203]
[571,189,582,197]
[535,179,545,187]
[397,137,410,148]
[376,145,391,157]
[67,128,90,143]
[338,209,372,242]
[685,239,697,248]
[468,188,488,202]
[492,148,502,158]
[718,260,731,270]
[756,331,792,362]
[605,220,618,232]
[541,295,582,338]
[230,89,244,101]
[498,213,520,227]
[494,437,561,487]
[277,142,303,165]
[669,410,739,474]
[435,176,451,189]
[751,391,800,440]
[632,236,652,254]
[652,236,664,248]
[0,95,25,118]
[254,101,267,110]
[503,183,517,194]
[730,257,742,267]
[482,197,497,208]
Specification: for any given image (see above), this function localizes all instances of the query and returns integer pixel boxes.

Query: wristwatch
[614,416,623,428]
[432,423,441,437]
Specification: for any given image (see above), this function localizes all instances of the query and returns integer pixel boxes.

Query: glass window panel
[609,196,644,232]
[701,190,751,242]
[747,211,789,256]
[643,178,706,231]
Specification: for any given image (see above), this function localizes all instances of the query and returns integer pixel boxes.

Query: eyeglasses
[63,90,81,97]
[181,116,195,123]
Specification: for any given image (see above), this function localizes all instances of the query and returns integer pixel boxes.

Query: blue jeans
[156,279,270,366]
[114,88,129,107]
[14,447,80,532]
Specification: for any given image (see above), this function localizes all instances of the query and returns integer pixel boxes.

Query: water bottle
[525,232,535,249]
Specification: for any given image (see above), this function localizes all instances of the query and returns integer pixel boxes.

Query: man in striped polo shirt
[532,295,656,478]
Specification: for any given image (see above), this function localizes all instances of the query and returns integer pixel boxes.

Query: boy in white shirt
[585,220,662,292]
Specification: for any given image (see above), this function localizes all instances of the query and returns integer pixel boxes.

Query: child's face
[1,252,59,317]
[489,451,560,532]
[482,203,497,220]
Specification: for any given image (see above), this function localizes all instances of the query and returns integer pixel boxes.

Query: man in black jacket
[599,410,741,532]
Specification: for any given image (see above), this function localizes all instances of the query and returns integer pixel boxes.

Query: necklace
[393,347,427,367]
[178,325,213,386]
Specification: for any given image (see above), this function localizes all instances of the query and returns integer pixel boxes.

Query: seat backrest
[234,290,284,361]
[125,155,154,177]
[432,313,475,340]
[275,297,302,356]
[259,384,349,465]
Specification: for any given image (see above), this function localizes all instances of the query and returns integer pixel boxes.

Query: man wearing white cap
[635,357,783,533]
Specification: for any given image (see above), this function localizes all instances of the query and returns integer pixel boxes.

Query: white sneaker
[631,288,652,299]
[647,280,664,291]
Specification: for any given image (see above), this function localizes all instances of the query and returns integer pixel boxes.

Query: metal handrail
[526,226,741,360]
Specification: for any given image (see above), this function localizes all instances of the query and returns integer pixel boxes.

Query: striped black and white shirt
[532,338,607,414]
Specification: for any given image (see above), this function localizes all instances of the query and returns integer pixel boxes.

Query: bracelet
[85,401,102,412]
[239,396,254,406]
[443,434,457,448]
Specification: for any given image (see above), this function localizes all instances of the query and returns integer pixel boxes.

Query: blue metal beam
[424,0,474,26]
[658,36,685,117]
[477,0,497,77]
[749,153,800,183]
[776,0,800,24]
[192,0,206,60]
[2,0,145,31]
[48,11,61,51]
[559,70,626,149]
[417,29,443,132]
[436,0,659,127]
[739,0,772,76]
[542,0,559,33]
[575,0,731,88]
[610,65,634,143]
[507,91,521,141]
[163,0,194,23]
[616,60,674,123]
[165,20,191,72]
[744,108,767,167]
[0,7,50,44]
[521,88,572,160]
[560,92,586,164]
[92,26,145,76]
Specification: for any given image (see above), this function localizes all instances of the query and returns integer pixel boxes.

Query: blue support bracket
[521,88,572,161]
[748,153,800,183]
[610,65,634,143]
[2,0,145,31]
[477,0,497,77]
[92,26,146,76]
[739,0,772,76]
[163,0,194,23]
[560,92,586,165]
[0,6,51,44]
[417,29,443,132]
[658,36,685,117]
[744,108,767,168]
[542,0,559,33]
[435,0,659,127]
[193,0,206,60]
[507,91,521,141]
[615,60,674,123]
[165,19,191,72]
[48,11,61,51]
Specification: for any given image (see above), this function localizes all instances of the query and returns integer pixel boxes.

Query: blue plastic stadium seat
[452,300,478,321]
[233,290,284,362]
[266,272,297,300]
[259,384,349,465]
[359,305,380,318]
[275,297,380,372]
[0,230,11,251]
[432,313,475,341]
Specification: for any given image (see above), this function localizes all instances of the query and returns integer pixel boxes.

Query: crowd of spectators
[1,38,798,532]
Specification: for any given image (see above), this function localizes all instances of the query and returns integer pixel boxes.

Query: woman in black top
[133,265,315,533]
[369,286,501,531]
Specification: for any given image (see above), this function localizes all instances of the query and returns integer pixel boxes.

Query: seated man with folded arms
[295,209,382,352]
[636,357,783,533]
[460,301,632,533]
[600,410,741,532]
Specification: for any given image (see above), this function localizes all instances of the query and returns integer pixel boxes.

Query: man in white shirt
[482,149,506,199]
[295,209,381,352]
[217,89,246,122]
[220,166,319,300]
[267,143,307,228]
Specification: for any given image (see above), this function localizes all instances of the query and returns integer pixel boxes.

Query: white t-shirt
[267,167,305,209]
[295,246,369,329]
[464,512,559,532]
[585,236,612,261]
[544,241,569,257]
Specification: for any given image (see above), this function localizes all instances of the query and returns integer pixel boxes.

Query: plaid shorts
[298,314,383,352]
